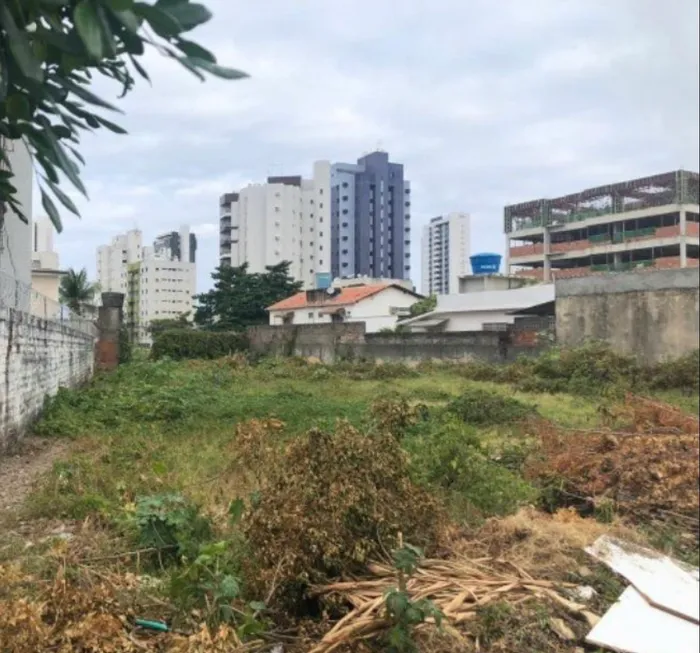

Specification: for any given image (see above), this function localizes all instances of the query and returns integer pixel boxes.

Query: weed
[124,492,212,564]
[383,543,443,653]
[447,387,536,426]
[405,418,538,522]
[370,396,429,440]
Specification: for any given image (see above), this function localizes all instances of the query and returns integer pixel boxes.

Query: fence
[1,269,98,337]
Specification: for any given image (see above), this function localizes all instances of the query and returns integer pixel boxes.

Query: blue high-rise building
[330,151,411,280]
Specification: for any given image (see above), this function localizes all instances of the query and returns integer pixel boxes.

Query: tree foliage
[194,262,303,331]
[147,312,191,336]
[59,266,97,314]
[408,294,436,317]
[0,0,246,230]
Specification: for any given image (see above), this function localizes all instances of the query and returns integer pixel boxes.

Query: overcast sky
[42,0,699,292]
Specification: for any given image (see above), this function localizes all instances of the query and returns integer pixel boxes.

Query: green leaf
[111,8,141,33]
[185,57,248,80]
[95,116,128,134]
[152,461,168,476]
[248,601,266,613]
[46,179,80,216]
[128,53,150,81]
[162,2,212,31]
[134,3,182,38]
[0,6,44,81]
[227,498,244,525]
[74,0,105,59]
[5,94,31,120]
[58,78,121,111]
[41,188,64,233]
[106,0,135,9]
[175,38,215,62]
[217,575,240,600]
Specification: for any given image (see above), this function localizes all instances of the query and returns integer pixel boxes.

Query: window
[308,312,314,318]
[342,209,348,215]
[342,195,348,201]
[342,182,348,188]
[342,222,348,227]
[342,249,348,255]
[342,262,349,267]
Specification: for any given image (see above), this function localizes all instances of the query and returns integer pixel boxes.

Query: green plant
[126,492,212,563]
[384,543,443,653]
[405,418,538,520]
[370,396,428,440]
[59,268,97,315]
[0,0,246,229]
[151,329,249,360]
[447,387,536,426]
[118,326,132,364]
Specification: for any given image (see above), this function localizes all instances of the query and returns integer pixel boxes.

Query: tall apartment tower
[504,170,699,281]
[330,151,411,280]
[219,161,331,288]
[421,212,470,295]
[97,226,197,340]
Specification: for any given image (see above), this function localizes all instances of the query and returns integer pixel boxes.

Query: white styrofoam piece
[586,587,700,653]
[585,536,700,624]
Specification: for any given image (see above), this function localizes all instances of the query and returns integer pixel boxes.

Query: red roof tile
[267,284,412,311]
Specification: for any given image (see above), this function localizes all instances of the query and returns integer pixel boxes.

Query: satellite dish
[326,286,336,295]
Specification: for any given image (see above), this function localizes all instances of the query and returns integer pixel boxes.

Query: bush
[447,387,536,426]
[151,329,248,361]
[243,422,444,607]
[648,349,700,393]
[405,419,538,520]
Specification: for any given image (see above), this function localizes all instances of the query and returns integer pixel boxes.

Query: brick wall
[0,307,95,451]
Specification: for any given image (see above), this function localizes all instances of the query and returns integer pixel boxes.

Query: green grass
[25,356,698,524]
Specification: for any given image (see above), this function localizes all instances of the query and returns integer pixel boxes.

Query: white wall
[269,287,419,333]
[443,310,516,332]
[0,307,94,451]
[1,140,33,303]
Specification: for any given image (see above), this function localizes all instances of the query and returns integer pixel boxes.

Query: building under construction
[504,170,699,281]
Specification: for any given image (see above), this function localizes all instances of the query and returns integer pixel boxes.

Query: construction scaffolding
[504,170,700,233]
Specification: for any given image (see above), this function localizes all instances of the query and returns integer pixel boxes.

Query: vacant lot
[1,348,698,652]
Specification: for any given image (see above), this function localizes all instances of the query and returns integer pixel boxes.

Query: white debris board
[586,586,700,653]
[585,535,699,624]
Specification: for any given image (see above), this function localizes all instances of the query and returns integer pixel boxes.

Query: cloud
[26,0,698,292]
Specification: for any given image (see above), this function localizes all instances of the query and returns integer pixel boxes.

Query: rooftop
[267,284,419,311]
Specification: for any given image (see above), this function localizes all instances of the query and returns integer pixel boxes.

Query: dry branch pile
[309,556,589,653]
[526,395,700,521]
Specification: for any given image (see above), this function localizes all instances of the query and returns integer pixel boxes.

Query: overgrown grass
[11,349,697,649]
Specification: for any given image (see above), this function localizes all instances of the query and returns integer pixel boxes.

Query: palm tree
[59,268,97,316]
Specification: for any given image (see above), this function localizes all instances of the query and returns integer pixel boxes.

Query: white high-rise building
[97,226,197,339]
[421,213,470,295]
[219,161,331,288]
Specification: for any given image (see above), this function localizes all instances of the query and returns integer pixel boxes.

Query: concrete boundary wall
[555,269,699,363]
[247,323,547,363]
[0,307,95,452]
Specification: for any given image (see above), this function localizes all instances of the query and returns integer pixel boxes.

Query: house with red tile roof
[266,283,422,332]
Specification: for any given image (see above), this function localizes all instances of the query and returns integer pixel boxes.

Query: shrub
[405,419,538,520]
[648,349,700,393]
[447,387,536,426]
[370,396,429,440]
[124,492,213,563]
[243,422,444,607]
[151,329,248,361]
[530,342,641,394]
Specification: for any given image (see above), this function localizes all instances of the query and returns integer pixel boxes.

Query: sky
[40,0,700,292]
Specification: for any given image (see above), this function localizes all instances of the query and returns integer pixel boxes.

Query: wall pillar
[543,228,552,283]
[95,292,124,371]
[680,209,687,268]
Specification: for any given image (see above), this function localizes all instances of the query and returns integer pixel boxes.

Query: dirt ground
[0,438,71,520]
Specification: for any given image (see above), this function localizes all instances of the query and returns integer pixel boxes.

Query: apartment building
[31,218,64,311]
[421,212,470,295]
[219,161,331,288]
[330,151,411,281]
[504,170,700,281]
[97,226,197,340]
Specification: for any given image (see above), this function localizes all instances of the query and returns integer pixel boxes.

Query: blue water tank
[470,253,502,275]
[315,272,333,290]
